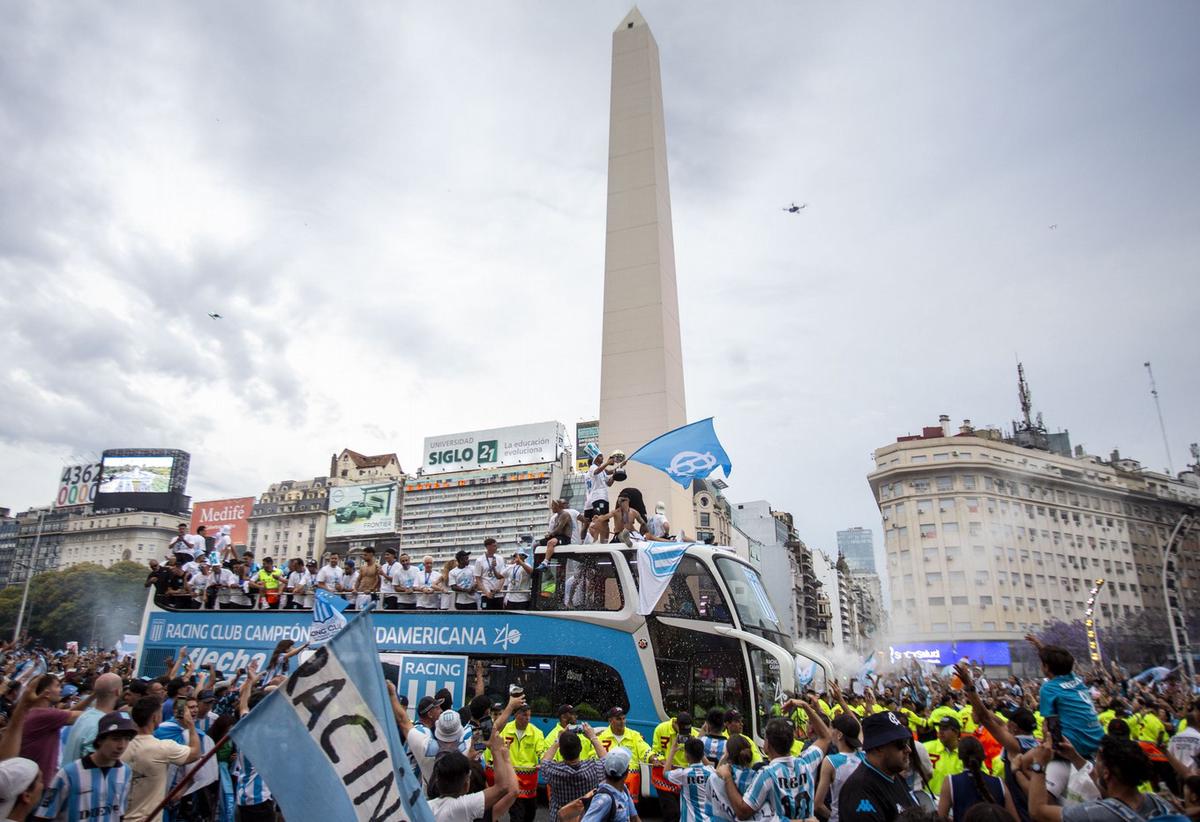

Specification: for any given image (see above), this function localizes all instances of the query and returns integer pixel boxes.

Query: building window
[929,596,945,606]
[926,572,943,585]
[939,498,956,515]
[979,595,993,605]
[699,513,711,527]
[910,455,927,464]
[936,476,953,491]
[962,475,977,490]
[920,524,936,540]
[951,595,968,605]
[917,500,933,516]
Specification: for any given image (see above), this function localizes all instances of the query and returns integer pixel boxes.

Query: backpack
[585,784,628,822]
[1098,796,1189,822]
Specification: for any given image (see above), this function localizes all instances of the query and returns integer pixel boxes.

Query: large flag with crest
[310,587,349,647]
[228,610,432,822]
[627,418,732,488]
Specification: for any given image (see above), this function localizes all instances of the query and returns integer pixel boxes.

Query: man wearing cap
[816,713,864,822]
[0,757,42,822]
[595,707,651,802]
[651,712,700,822]
[36,711,136,822]
[545,705,596,762]
[722,711,764,765]
[924,715,981,796]
[835,711,920,822]
[449,550,478,611]
[498,702,547,822]
[576,747,636,822]
[503,549,534,609]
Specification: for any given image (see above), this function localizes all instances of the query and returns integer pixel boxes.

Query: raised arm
[956,662,1022,758]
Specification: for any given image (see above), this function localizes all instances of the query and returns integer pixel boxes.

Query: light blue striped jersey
[37,755,132,822]
[709,764,767,822]
[743,748,825,821]
[667,763,716,822]
[234,751,272,806]
[702,735,728,764]
[195,713,216,736]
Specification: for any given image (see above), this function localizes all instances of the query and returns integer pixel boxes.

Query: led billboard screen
[93,449,190,513]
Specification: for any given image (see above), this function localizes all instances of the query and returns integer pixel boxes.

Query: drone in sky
[208,312,223,320]
[782,202,807,214]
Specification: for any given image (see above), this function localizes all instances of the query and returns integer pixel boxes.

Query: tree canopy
[0,562,150,649]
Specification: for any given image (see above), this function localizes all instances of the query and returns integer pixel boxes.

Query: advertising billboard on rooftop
[326,481,399,538]
[422,421,565,475]
[191,497,255,548]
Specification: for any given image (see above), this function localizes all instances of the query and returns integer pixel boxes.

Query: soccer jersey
[234,752,272,806]
[702,735,728,764]
[709,764,765,822]
[667,763,716,822]
[38,755,132,822]
[743,749,825,821]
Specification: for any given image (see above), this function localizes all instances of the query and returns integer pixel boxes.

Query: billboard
[326,481,399,538]
[575,420,599,473]
[55,462,103,508]
[887,641,1012,667]
[191,497,255,548]
[93,448,190,513]
[422,421,565,475]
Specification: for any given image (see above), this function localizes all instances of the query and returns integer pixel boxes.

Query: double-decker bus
[136,543,830,789]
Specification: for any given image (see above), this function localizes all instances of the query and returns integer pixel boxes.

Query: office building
[837,527,876,573]
[59,511,188,569]
[248,477,330,561]
[869,412,1200,660]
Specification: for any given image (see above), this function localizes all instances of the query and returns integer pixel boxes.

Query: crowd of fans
[0,632,1198,822]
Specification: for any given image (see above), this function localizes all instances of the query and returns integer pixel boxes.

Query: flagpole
[145,732,229,822]
[626,417,714,462]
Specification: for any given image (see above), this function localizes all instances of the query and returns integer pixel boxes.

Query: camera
[568,723,584,733]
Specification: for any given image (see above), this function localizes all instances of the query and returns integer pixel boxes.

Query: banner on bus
[635,542,689,615]
[380,653,469,709]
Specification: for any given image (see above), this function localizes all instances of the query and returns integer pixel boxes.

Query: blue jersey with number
[743,748,825,821]
[703,735,728,764]
[1038,675,1103,756]
[668,763,716,822]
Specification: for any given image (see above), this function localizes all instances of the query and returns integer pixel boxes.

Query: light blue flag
[229,610,432,822]
[795,657,818,689]
[627,418,732,489]
[311,587,349,647]
[635,542,690,615]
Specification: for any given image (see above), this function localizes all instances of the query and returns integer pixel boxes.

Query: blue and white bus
[136,544,830,770]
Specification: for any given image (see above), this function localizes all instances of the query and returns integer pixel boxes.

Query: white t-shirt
[1168,727,1200,769]
[315,565,344,591]
[585,466,611,506]
[646,514,669,538]
[287,570,311,606]
[563,508,582,542]
[393,564,417,604]
[414,568,441,608]
[428,792,486,822]
[379,561,397,594]
[188,571,212,595]
[474,554,505,597]
[448,565,477,605]
[505,563,531,603]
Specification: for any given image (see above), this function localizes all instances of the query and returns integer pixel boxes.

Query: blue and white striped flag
[311,588,349,647]
[229,611,432,822]
[636,542,689,615]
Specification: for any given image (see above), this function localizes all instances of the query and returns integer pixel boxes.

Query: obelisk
[598,8,694,537]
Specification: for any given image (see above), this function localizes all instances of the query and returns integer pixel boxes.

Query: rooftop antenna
[1144,361,1173,474]
[1017,362,1034,429]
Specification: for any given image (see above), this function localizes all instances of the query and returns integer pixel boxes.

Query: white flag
[636,543,689,615]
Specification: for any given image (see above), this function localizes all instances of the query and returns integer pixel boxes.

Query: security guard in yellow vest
[595,707,652,802]
[498,703,546,822]
[544,704,596,761]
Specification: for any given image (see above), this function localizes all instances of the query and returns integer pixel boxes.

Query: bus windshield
[714,556,784,638]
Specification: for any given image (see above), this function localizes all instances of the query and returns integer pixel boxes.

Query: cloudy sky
[3,1,1198,568]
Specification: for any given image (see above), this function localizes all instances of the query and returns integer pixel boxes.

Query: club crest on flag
[627,418,732,489]
[310,588,349,647]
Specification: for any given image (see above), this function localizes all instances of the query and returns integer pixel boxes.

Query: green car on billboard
[334,501,374,523]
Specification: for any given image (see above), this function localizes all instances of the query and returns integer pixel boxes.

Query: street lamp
[12,509,46,643]
[1162,513,1197,680]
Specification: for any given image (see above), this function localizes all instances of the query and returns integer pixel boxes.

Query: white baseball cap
[435,710,465,743]
[0,758,39,817]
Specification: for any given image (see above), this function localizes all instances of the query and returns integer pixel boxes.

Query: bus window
[632,556,731,622]
[468,655,630,721]
[647,620,749,720]
[748,647,784,730]
[715,556,787,642]
[533,553,624,612]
